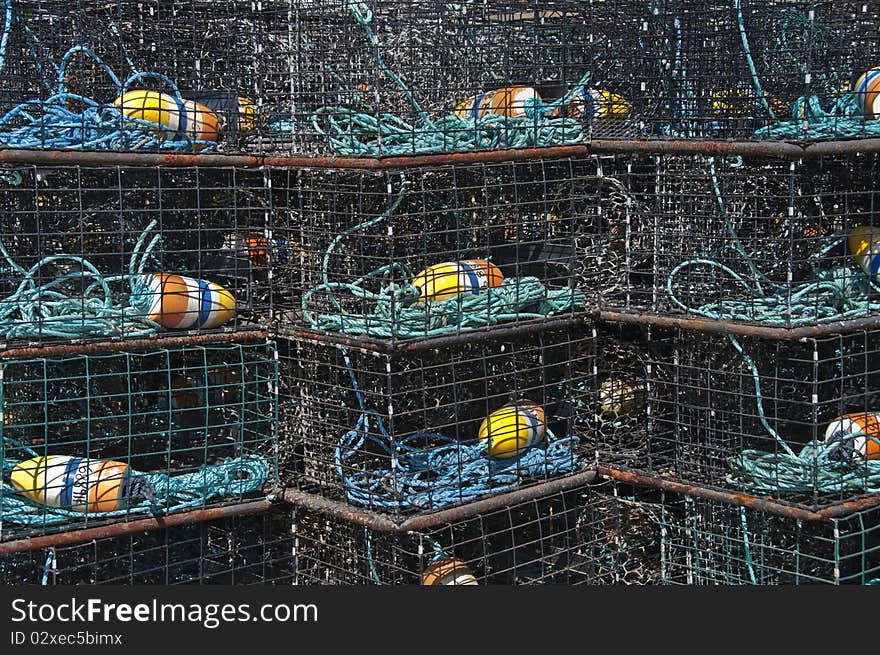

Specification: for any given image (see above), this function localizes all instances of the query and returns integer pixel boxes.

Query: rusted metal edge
[2,138,879,170]
[598,467,880,521]
[277,469,598,532]
[0,329,270,359]
[598,311,880,341]
[0,499,273,555]
[279,314,592,355]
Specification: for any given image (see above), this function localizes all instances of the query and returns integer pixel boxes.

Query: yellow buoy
[141,273,235,330]
[848,226,880,283]
[236,96,259,132]
[114,90,220,143]
[421,558,479,586]
[453,86,540,119]
[553,88,631,120]
[10,455,131,513]
[411,260,503,302]
[478,400,546,459]
[824,412,880,460]
[853,68,880,119]
[598,377,643,417]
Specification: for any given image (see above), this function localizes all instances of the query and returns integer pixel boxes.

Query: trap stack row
[2,0,880,585]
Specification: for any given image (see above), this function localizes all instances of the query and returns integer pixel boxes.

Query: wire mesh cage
[290,480,655,585]
[658,491,880,585]
[598,151,880,328]
[0,508,295,585]
[278,324,592,516]
[0,339,278,541]
[0,164,274,345]
[269,159,640,344]
[599,325,880,510]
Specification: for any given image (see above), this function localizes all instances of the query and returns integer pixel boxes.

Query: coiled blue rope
[303,178,585,338]
[294,0,589,155]
[1,437,269,527]
[0,220,164,339]
[335,349,582,511]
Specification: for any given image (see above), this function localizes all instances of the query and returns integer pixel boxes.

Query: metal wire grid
[0,508,295,585]
[0,340,278,541]
[290,481,644,585]
[277,325,591,516]
[0,165,273,345]
[597,325,880,510]
[595,152,880,328]
[658,492,880,584]
[269,159,631,343]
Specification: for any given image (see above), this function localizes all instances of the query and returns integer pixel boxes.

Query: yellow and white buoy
[421,558,479,586]
[10,455,132,513]
[141,273,235,330]
[848,226,880,283]
[411,260,503,302]
[853,68,880,119]
[478,400,546,459]
[114,90,220,144]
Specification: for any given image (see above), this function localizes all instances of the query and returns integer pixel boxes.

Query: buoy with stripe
[10,455,133,513]
[598,377,642,417]
[478,400,546,459]
[411,260,503,303]
[114,90,220,144]
[553,88,631,120]
[824,412,880,461]
[142,273,235,330]
[453,87,541,119]
[853,68,880,119]
[421,558,479,586]
[236,97,259,132]
[848,226,880,283]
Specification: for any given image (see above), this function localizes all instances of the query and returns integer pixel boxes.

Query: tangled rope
[303,177,585,338]
[297,0,588,155]
[1,437,269,526]
[666,157,880,325]
[723,334,880,494]
[335,349,582,511]
[0,220,163,340]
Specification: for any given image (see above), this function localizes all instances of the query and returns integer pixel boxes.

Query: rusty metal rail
[2,137,880,171]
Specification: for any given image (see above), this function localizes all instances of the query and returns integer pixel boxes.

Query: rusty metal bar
[280,315,592,355]
[2,137,879,171]
[277,470,597,532]
[0,329,269,359]
[598,311,880,340]
[0,499,273,555]
[599,467,880,521]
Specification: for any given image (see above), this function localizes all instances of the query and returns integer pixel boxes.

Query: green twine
[302,177,585,338]
[0,220,163,340]
[296,0,590,156]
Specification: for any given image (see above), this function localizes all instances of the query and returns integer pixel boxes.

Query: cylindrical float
[114,90,220,143]
[824,412,880,460]
[853,68,880,119]
[421,558,479,586]
[10,455,132,513]
[478,400,546,459]
[453,87,540,119]
[142,273,236,330]
[848,226,880,283]
[411,260,503,302]
[553,88,631,120]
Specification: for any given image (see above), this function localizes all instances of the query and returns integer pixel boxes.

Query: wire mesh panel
[598,152,880,328]
[291,482,648,585]
[0,339,278,541]
[601,326,880,510]
[0,509,295,585]
[0,165,273,345]
[270,159,637,343]
[659,493,880,585]
[279,325,592,516]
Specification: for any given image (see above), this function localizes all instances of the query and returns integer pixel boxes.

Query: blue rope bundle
[0,438,269,526]
[335,350,582,511]
[666,157,880,325]
[296,0,589,156]
[0,220,163,339]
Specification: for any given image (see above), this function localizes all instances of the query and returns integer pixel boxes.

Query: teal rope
[0,220,164,339]
[666,157,880,325]
[739,507,757,585]
[297,0,589,155]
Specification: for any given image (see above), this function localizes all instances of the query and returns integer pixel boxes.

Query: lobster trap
[288,478,649,585]
[0,507,294,585]
[278,323,592,516]
[0,338,278,541]
[596,151,880,327]
[657,489,880,585]
[597,324,880,510]
[270,159,636,344]
[0,164,274,345]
